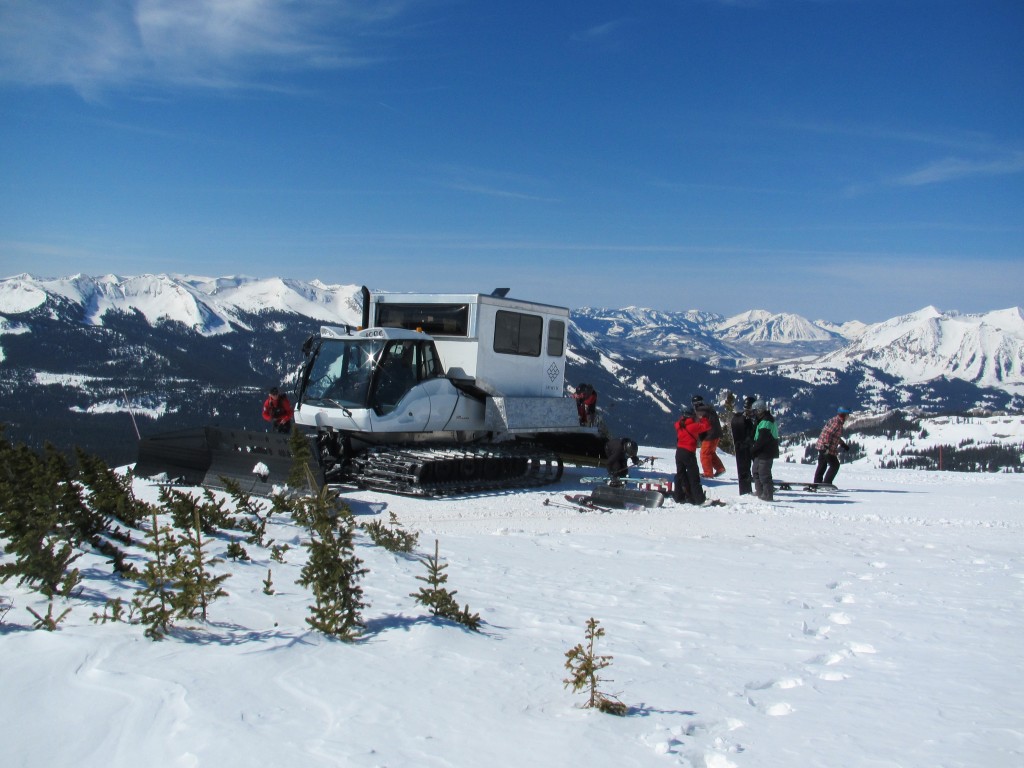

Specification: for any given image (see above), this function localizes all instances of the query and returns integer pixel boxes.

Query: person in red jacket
[262,386,294,433]
[573,383,598,426]
[673,406,710,505]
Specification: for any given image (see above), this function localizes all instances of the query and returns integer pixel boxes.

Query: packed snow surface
[2,452,1022,768]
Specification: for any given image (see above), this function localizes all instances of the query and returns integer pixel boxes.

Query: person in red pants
[692,395,726,478]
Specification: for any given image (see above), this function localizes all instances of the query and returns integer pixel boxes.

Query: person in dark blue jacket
[730,395,757,495]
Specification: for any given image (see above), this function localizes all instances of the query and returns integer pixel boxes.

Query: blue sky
[1,1,1021,323]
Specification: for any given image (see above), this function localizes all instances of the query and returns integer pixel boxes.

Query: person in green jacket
[750,399,780,501]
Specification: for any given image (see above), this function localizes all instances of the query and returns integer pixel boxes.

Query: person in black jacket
[730,395,757,495]
[750,399,780,501]
[605,436,640,486]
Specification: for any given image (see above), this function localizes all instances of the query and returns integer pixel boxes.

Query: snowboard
[777,482,843,494]
[591,484,665,509]
[579,476,674,492]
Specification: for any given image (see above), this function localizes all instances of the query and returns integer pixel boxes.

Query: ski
[566,494,615,512]
[541,495,614,513]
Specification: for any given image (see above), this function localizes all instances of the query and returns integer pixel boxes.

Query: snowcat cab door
[368,338,442,415]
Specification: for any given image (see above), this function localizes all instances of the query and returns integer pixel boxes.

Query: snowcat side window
[370,341,421,413]
[376,304,469,336]
[419,342,442,379]
[547,320,565,357]
[493,310,543,357]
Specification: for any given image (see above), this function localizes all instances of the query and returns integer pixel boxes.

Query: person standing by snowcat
[605,436,640,486]
[731,395,757,495]
[692,394,726,478]
[573,383,598,426]
[673,406,710,505]
[262,387,294,434]
[750,399,779,501]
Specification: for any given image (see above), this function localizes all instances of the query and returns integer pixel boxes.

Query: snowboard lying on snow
[589,484,665,509]
[777,482,844,494]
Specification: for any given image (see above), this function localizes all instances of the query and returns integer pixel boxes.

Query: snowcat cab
[293,288,605,495]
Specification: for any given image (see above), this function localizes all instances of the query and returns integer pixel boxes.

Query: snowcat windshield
[302,339,383,408]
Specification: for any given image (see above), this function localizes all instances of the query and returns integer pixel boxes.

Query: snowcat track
[350,444,564,497]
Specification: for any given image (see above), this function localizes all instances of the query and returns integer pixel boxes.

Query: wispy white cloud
[892,152,1024,186]
[570,19,627,45]
[777,118,1001,155]
[0,0,410,98]
[442,182,560,203]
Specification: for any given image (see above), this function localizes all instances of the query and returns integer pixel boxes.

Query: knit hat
[691,395,704,405]
[837,407,851,415]
[743,396,756,409]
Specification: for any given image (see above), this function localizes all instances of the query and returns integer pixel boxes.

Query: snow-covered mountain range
[0,273,364,339]
[1,273,1022,461]
[5,272,1020,390]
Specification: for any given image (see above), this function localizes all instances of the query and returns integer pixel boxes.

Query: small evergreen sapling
[294,487,368,641]
[0,438,83,601]
[270,543,290,563]
[177,506,230,623]
[27,599,72,632]
[361,512,419,553]
[223,477,273,547]
[563,618,628,716]
[410,539,481,632]
[132,509,184,641]
[91,597,133,625]
[286,428,318,491]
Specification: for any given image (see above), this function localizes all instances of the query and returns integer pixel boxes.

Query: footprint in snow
[847,641,877,655]
[819,671,849,682]
[746,677,804,692]
[746,696,796,717]
[801,620,831,638]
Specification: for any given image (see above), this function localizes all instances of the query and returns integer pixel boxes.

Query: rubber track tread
[352,444,563,497]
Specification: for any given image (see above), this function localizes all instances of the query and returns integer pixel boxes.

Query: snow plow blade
[133,427,321,496]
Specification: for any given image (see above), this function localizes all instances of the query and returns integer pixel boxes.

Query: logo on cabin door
[547,363,560,381]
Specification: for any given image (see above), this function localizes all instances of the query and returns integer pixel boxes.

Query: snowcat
[134,288,607,496]
[292,288,606,495]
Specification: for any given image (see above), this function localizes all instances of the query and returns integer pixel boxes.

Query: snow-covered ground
[2,451,1023,768]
